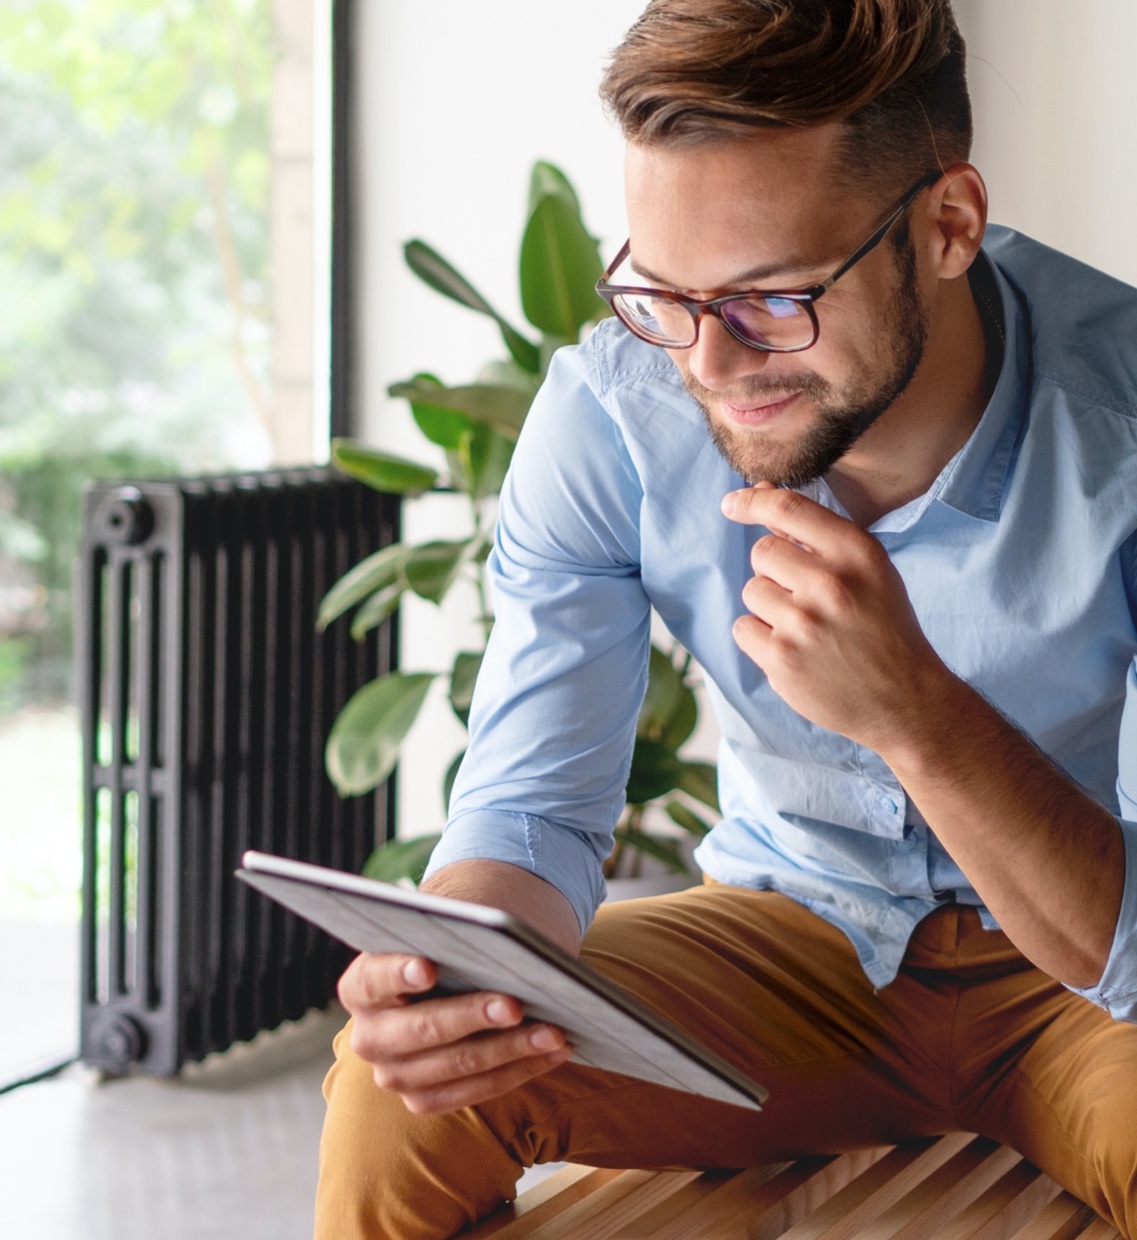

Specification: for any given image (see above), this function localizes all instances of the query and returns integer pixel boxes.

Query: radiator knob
[90,1012,147,1068]
[101,488,155,546]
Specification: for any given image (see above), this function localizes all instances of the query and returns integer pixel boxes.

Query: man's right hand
[336,860,582,1115]
[338,953,572,1114]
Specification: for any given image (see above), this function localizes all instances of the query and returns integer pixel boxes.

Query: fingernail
[721,492,738,516]
[402,959,429,988]
[486,998,515,1025]
[530,1026,561,1051]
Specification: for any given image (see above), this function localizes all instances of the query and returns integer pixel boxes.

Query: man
[317,2,1137,1236]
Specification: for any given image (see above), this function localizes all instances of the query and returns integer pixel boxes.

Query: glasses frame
[595,170,940,354]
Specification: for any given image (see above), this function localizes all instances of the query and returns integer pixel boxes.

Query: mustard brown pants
[315,886,1137,1239]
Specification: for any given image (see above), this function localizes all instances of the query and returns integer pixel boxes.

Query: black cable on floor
[0,1054,77,1097]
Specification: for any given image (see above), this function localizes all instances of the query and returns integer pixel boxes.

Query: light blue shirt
[426,226,1137,1023]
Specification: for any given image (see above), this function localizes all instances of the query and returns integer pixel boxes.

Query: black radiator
[76,468,398,1075]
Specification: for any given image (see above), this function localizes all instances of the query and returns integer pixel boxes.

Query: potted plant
[318,161,718,886]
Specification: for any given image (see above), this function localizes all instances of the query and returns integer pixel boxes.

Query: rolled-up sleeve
[1069,656,1137,1022]
[423,340,650,934]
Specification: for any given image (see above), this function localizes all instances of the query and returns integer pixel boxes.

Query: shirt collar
[801,248,1031,531]
[929,247,1031,524]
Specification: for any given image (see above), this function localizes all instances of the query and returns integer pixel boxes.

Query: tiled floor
[0,1008,339,1240]
[0,1005,562,1240]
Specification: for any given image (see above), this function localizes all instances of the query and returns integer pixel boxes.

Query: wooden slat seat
[462,1134,1122,1240]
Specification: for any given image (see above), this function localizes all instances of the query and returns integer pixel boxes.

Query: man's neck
[825,269,1001,528]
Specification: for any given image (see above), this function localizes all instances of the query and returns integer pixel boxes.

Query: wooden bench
[463,1133,1122,1239]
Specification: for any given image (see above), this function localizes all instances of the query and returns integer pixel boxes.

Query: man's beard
[684,241,929,489]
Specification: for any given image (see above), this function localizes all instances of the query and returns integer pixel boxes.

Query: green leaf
[442,749,466,810]
[462,422,516,501]
[331,438,439,494]
[325,672,436,795]
[660,686,698,751]
[519,195,604,339]
[527,160,582,217]
[449,651,483,725]
[676,761,720,813]
[317,542,410,631]
[362,834,442,886]
[387,379,532,440]
[625,737,683,805]
[665,800,713,838]
[637,645,685,742]
[404,238,497,314]
[476,358,541,396]
[349,581,404,641]
[403,239,540,373]
[403,539,469,603]
[404,372,474,450]
[611,826,688,873]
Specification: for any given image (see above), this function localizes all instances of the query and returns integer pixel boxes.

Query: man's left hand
[721,482,953,751]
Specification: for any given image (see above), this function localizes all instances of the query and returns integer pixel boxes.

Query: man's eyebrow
[628,252,823,289]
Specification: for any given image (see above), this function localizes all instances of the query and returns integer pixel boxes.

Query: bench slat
[465,1136,1122,1240]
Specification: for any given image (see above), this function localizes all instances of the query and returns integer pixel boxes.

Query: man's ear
[923,163,988,280]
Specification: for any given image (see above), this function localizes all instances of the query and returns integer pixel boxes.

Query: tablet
[236,850,767,1111]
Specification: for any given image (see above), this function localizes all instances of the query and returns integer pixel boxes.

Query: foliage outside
[320,162,719,885]
[0,0,274,712]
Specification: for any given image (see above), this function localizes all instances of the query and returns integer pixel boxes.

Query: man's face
[623,128,930,488]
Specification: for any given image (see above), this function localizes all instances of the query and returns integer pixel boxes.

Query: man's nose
[683,314,770,392]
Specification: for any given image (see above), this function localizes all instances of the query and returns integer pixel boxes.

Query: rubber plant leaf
[637,645,686,742]
[326,671,436,796]
[331,438,439,494]
[527,160,582,217]
[403,539,470,604]
[349,582,404,641]
[402,372,473,450]
[387,378,532,440]
[625,736,684,805]
[403,239,541,374]
[449,651,484,726]
[676,760,721,813]
[362,834,442,886]
[665,800,713,838]
[611,826,688,873]
[461,422,516,501]
[442,749,466,811]
[519,194,604,339]
[317,542,410,631]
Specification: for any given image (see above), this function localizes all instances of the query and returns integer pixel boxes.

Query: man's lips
[720,391,802,426]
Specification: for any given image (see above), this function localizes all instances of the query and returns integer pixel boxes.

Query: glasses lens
[720,296,814,350]
[612,291,695,346]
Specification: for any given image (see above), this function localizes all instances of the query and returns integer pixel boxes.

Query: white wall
[354,1,1137,840]
[354,1,645,837]
[954,0,1137,287]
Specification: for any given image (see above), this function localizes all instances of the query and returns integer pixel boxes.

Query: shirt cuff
[1067,816,1137,1022]
[422,809,609,936]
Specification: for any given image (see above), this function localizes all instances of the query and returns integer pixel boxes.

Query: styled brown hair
[600,0,972,200]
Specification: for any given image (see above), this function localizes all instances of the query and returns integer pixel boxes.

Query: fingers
[338,952,437,1011]
[367,1018,570,1105]
[721,482,854,555]
[352,988,530,1059]
[393,1046,575,1115]
[337,951,573,1115]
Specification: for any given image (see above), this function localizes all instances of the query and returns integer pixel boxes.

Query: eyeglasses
[595,171,939,353]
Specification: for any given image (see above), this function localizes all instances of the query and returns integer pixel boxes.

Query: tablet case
[237,850,767,1111]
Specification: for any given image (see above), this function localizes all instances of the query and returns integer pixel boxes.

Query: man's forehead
[622,128,857,289]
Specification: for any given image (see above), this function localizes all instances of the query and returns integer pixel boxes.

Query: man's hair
[599,0,972,201]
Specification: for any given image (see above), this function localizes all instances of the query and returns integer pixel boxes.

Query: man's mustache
[681,371,831,406]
